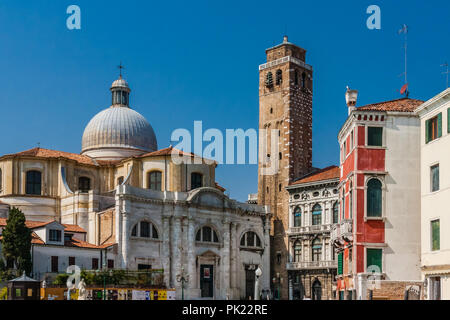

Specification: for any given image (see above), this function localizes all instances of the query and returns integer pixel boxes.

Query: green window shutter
[366,249,382,273]
[338,253,343,275]
[448,109,450,133]
[426,119,430,143]
[438,113,442,138]
[432,220,440,251]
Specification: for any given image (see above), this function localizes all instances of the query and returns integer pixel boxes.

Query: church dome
[81,76,157,160]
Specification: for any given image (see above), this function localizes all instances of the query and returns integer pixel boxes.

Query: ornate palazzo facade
[285,167,339,300]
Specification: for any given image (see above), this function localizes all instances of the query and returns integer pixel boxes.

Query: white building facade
[415,88,450,300]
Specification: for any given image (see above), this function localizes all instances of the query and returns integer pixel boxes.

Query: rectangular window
[350,130,354,149]
[49,230,62,242]
[15,289,22,297]
[68,257,75,266]
[431,220,440,251]
[367,127,383,146]
[426,114,442,143]
[51,256,59,273]
[92,258,99,270]
[107,259,114,269]
[431,164,440,192]
[366,248,382,273]
[27,288,33,297]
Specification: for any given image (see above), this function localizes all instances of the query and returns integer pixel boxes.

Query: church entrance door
[200,265,214,298]
[245,269,255,300]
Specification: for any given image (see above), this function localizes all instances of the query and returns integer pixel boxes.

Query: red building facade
[333,97,423,300]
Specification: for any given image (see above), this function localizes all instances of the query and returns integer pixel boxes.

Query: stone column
[262,217,271,292]
[222,221,231,299]
[186,216,196,299]
[172,216,182,295]
[289,278,293,300]
[161,215,171,288]
[231,222,239,297]
[289,206,294,229]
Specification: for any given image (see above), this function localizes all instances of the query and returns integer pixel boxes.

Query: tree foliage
[1,207,32,274]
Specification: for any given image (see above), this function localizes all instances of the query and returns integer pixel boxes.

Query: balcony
[286,260,337,270]
[331,219,353,245]
[287,224,332,236]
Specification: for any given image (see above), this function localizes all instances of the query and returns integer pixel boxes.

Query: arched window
[367,178,382,217]
[294,241,302,262]
[191,172,203,190]
[147,171,162,191]
[131,221,159,239]
[265,72,273,87]
[333,202,339,224]
[78,177,91,193]
[117,176,124,186]
[26,171,41,195]
[341,192,345,220]
[312,238,322,261]
[276,69,282,85]
[293,207,301,227]
[240,231,262,248]
[294,70,299,85]
[196,226,219,243]
[301,72,306,88]
[312,204,322,225]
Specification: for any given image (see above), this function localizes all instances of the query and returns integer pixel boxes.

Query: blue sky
[0,0,448,201]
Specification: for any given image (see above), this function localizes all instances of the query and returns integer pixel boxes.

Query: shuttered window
[367,127,383,146]
[367,179,382,217]
[448,108,450,133]
[426,114,441,143]
[312,204,322,225]
[366,248,382,273]
[338,252,343,275]
[431,220,440,251]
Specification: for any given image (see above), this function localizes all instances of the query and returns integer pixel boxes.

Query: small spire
[283,35,288,43]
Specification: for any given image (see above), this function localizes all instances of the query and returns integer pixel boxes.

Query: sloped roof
[1,147,96,166]
[290,166,340,186]
[356,98,424,112]
[0,218,86,233]
[138,146,198,158]
[0,232,45,245]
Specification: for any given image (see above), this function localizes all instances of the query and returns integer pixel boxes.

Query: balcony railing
[287,224,332,235]
[286,260,337,270]
[331,219,353,244]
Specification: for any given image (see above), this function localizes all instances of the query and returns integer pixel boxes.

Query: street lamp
[176,267,189,300]
[255,267,262,300]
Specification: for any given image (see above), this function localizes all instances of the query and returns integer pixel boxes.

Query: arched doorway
[312,279,322,300]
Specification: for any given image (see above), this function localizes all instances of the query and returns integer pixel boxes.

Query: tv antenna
[441,62,449,89]
[398,24,409,97]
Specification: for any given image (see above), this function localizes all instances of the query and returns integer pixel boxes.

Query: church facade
[0,76,271,299]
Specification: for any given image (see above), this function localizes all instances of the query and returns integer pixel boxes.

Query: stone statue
[77,279,87,300]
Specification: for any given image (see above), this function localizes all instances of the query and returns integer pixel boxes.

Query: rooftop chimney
[345,86,358,115]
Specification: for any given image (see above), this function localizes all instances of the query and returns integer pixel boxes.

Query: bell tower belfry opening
[257,36,313,299]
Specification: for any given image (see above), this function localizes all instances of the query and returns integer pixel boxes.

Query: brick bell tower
[257,36,313,299]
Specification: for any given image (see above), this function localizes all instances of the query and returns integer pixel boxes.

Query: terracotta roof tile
[356,98,424,112]
[1,148,96,166]
[139,146,199,158]
[64,238,103,249]
[290,166,340,185]
[0,219,86,233]
[62,224,87,233]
